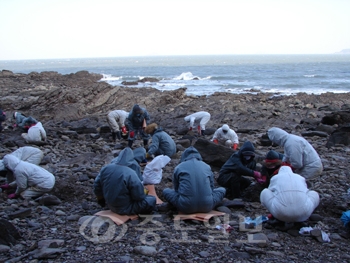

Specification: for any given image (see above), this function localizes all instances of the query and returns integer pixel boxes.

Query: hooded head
[144,123,158,135]
[222,124,229,133]
[262,150,282,169]
[180,146,202,163]
[3,154,21,171]
[239,141,255,161]
[267,127,289,147]
[132,104,143,115]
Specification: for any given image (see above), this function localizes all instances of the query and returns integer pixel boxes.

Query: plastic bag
[142,155,171,185]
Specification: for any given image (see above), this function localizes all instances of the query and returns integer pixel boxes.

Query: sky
[0,0,350,60]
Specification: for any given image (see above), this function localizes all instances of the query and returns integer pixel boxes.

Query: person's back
[163,146,225,214]
[260,166,319,222]
[267,127,323,179]
[23,122,46,143]
[94,148,156,215]
[145,124,176,158]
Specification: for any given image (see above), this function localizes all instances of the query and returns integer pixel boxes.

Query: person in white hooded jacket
[184,111,211,136]
[106,109,129,141]
[211,124,239,150]
[267,127,323,180]
[260,166,319,223]
[0,155,55,199]
[21,121,47,143]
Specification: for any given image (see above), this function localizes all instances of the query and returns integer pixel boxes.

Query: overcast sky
[1,0,349,60]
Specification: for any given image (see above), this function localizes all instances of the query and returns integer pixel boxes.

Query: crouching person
[163,146,225,214]
[260,166,319,223]
[93,147,156,215]
[1,154,55,199]
[21,121,47,144]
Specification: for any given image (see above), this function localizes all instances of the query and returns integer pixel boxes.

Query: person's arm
[128,173,147,201]
[147,135,159,155]
[14,173,28,195]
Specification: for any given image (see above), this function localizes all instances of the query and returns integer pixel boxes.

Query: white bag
[142,155,171,185]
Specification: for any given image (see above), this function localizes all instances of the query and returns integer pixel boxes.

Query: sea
[1,54,350,96]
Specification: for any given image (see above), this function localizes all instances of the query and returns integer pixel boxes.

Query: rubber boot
[143,139,149,150]
[201,130,205,136]
[116,131,121,140]
[128,140,133,148]
[112,132,117,141]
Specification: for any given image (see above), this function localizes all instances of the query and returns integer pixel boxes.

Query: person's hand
[213,139,218,144]
[253,171,266,184]
[8,193,18,199]
[96,196,106,207]
[233,143,238,150]
[189,127,192,131]
[129,131,135,138]
[0,184,10,190]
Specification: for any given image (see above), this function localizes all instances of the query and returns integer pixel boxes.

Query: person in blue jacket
[93,147,156,215]
[163,146,226,214]
[144,123,176,159]
[127,104,151,148]
[13,112,38,131]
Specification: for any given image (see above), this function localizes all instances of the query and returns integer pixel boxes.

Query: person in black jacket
[127,104,151,148]
[217,141,264,199]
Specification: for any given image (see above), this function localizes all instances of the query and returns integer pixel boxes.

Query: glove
[213,139,219,144]
[189,127,192,131]
[96,196,106,207]
[144,188,149,195]
[121,126,127,135]
[129,131,135,138]
[0,184,10,190]
[146,152,154,159]
[8,193,18,199]
[233,143,238,150]
[253,171,266,184]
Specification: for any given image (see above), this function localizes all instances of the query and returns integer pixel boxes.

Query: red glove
[0,184,10,190]
[213,139,219,144]
[8,193,18,199]
[189,127,192,131]
[233,143,238,150]
[129,131,135,138]
[253,171,266,184]
[121,126,127,134]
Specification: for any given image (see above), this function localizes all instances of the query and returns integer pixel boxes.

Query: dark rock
[326,126,350,147]
[301,131,329,137]
[0,219,21,246]
[194,138,233,167]
[37,195,62,206]
[321,111,350,125]
[8,208,32,219]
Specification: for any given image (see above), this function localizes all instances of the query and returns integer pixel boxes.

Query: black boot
[143,139,149,148]
[201,130,205,136]
[128,140,133,148]
[112,132,117,141]
[116,131,121,140]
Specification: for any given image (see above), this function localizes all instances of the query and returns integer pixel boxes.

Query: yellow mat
[94,210,138,225]
[174,210,225,221]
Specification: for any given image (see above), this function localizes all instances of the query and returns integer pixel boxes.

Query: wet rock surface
[1,70,350,262]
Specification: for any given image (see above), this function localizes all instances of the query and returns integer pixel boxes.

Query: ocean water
[1,54,350,96]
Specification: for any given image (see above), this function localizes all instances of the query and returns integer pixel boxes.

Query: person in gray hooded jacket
[163,146,226,214]
[93,147,156,215]
[144,123,176,158]
[267,127,323,180]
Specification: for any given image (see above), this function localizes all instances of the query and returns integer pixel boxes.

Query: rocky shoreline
[1,70,350,262]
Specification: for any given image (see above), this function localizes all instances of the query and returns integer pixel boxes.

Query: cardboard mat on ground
[174,210,226,222]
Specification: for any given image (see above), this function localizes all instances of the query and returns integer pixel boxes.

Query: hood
[180,146,202,163]
[113,148,135,167]
[267,127,289,146]
[132,104,143,114]
[184,116,190,122]
[3,154,21,171]
[238,141,255,156]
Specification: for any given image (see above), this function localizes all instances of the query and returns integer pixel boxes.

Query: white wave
[101,74,121,81]
[174,72,198,80]
[304,74,315,78]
